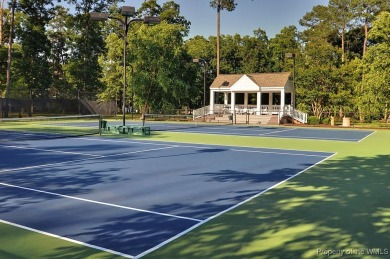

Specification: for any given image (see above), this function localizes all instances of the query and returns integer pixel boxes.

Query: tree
[269,25,300,72]
[5,0,16,100]
[99,1,195,113]
[219,34,242,74]
[240,28,271,73]
[210,0,236,76]
[97,32,122,105]
[17,0,54,103]
[128,22,194,114]
[46,5,71,98]
[352,0,389,56]
[0,0,5,45]
[296,65,333,119]
[328,0,355,63]
[360,11,390,121]
[63,0,120,98]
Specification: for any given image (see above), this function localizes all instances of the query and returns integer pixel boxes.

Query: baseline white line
[161,129,282,137]
[0,181,201,222]
[145,128,363,142]
[0,219,134,259]
[79,137,180,147]
[0,146,177,174]
[100,146,178,158]
[0,144,103,157]
[258,128,297,135]
[229,148,330,157]
[358,130,376,143]
[79,136,335,156]
[136,152,338,258]
[0,157,99,174]
[151,142,331,157]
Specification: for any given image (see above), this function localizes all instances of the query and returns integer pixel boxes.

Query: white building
[209,72,295,115]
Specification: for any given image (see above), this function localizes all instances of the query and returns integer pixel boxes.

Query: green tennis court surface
[0,126,388,258]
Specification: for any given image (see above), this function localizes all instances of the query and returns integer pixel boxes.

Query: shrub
[322,117,331,125]
[308,116,320,125]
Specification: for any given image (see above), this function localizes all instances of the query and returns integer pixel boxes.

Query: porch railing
[193,104,307,124]
[193,105,213,117]
[279,106,308,124]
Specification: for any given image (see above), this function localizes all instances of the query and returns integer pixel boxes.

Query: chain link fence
[0,98,117,118]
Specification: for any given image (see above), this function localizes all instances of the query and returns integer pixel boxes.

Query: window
[261,93,269,105]
[272,93,280,105]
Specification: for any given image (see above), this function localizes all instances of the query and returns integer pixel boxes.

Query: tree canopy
[0,0,389,121]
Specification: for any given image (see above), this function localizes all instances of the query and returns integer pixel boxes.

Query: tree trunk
[0,0,4,45]
[5,0,16,107]
[363,21,368,56]
[341,25,345,63]
[216,0,221,76]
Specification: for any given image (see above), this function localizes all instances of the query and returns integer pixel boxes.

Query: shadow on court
[145,154,390,258]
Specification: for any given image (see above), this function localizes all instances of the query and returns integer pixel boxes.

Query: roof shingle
[210,72,291,89]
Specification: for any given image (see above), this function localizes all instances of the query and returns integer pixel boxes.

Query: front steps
[206,114,279,125]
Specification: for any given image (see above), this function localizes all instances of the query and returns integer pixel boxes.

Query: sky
[118,0,330,39]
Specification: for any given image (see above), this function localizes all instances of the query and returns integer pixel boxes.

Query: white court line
[144,142,332,157]
[258,128,297,135]
[228,148,330,157]
[0,146,177,174]
[259,134,362,142]
[358,130,376,143]
[170,129,360,142]
[157,129,276,137]
[79,136,334,156]
[0,219,135,259]
[0,144,103,157]
[0,181,202,222]
[136,152,338,258]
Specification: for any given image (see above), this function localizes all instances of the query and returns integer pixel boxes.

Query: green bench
[129,126,151,135]
[107,125,150,135]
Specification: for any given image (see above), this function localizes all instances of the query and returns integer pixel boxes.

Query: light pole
[90,7,160,126]
[285,53,295,109]
[128,64,134,120]
[193,58,207,121]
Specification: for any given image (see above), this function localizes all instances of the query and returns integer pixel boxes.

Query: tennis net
[142,114,197,131]
[0,114,101,141]
[142,113,231,131]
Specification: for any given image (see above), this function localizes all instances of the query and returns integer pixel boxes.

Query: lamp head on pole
[90,12,110,21]
[285,53,295,59]
[193,58,207,65]
[121,6,135,17]
[143,16,161,24]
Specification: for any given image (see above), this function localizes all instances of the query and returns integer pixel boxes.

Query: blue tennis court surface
[133,122,374,142]
[0,137,333,257]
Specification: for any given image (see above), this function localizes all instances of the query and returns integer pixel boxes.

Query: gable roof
[210,72,291,89]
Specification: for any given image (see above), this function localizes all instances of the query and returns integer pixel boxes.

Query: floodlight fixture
[90,7,160,127]
[143,16,161,24]
[121,6,135,17]
[285,53,295,58]
[90,12,109,21]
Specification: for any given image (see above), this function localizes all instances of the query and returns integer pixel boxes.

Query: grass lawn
[1,128,389,258]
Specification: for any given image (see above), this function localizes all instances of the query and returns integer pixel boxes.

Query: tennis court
[0,136,333,258]
[131,119,374,142]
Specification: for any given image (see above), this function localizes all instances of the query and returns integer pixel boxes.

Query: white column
[280,89,285,112]
[224,93,228,105]
[256,92,261,115]
[244,92,248,109]
[210,90,215,114]
[231,92,235,113]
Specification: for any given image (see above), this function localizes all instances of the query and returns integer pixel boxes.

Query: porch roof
[210,72,291,90]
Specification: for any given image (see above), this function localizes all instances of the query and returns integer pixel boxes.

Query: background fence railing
[0,98,117,118]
